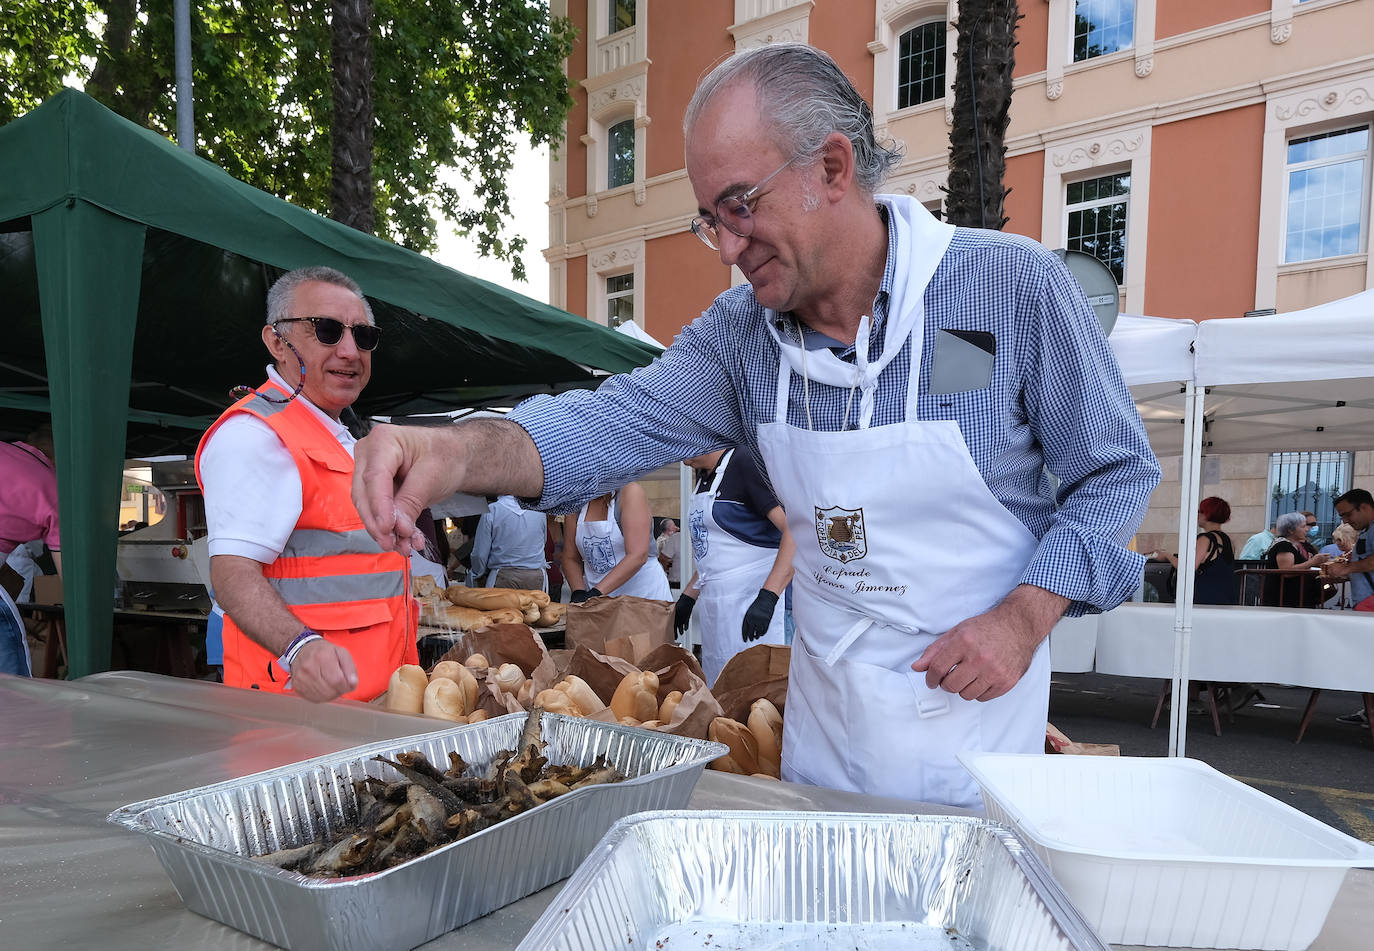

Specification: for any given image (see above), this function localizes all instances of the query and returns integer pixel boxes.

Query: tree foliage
[0,0,576,278]
[944,0,1019,230]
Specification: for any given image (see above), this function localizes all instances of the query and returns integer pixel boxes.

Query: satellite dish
[1053,249,1120,336]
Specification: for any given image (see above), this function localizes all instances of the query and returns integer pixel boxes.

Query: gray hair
[684,43,901,194]
[1274,512,1307,539]
[266,266,375,325]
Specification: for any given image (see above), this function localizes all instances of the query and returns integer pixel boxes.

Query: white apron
[576,492,672,601]
[688,449,787,685]
[756,196,1049,809]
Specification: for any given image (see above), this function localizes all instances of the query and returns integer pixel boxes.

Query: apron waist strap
[824,616,875,667]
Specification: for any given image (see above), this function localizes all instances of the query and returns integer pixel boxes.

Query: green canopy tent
[0,89,660,677]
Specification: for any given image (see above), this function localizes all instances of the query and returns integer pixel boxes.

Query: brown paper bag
[435,623,557,718]
[711,644,791,722]
[552,644,721,738]
[564,595,673,657]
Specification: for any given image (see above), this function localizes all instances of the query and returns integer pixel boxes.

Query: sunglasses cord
[229,326,307,405]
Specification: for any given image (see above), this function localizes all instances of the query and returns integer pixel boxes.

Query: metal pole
[174,0,194,153]
[1168,382,1208,757]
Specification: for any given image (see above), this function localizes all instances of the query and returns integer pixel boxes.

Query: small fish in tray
[252,706,625,878]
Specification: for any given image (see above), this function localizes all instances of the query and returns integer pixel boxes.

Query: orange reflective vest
[195,381,417,701]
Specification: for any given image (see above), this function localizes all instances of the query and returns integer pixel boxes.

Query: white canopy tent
[1104,289,1374,756]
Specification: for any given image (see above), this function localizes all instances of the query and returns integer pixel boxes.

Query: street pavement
[1049,673,1374,842]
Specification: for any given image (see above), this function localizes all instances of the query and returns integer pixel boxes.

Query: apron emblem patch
[815,506,867,563]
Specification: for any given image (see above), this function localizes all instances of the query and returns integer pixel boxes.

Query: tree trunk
[330,0,376,234]
[944,0,1020,230]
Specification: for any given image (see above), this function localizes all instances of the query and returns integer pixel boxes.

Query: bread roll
[464,653,489,669]
[658,690,683,724]
[413,575,440,598]
[749,772,780,781]
[747,699,783,778]
[444,585,525,612]
[482,608,525,626]
[611,672,658,721]
[535,603,566,627]
[494,663,525,694]
[521,603,541,624]
[708,753,747,774]
[618,715,641,727]
[430,661,467,684]
[709,717,761,775]
[557,675,605,716]
[454,664,479,713]
[535,689,580,716]
[516,680,535,707]
[640,719,662,730]
[385,664,428,715]
[423,678,466,720]
[466,709,489,723]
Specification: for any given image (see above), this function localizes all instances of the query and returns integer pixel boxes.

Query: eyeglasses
[273,316,381,351]
[689,152,807,252]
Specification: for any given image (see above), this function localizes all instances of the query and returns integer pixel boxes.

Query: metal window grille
[1073,0,1135,62]
[1266,451,1353,541]
[1283,125,1370,263]
[897,21,946,109]
[1065,172,1130,284]
[607,119,634,190]
[606,272,634,328]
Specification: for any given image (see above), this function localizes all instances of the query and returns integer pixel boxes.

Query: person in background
[1318,523,1358,608]
[0,423,61,677]
[348,44,1158,809]
[674,448,793,684]
[1159,496,1237,605]
[1326,489,1374,724]
[197,266,416,703]
[546,516,566,603]
[563,481,671,603]
[469,494,549,591]
[1260,511,1330,608]
[656,518,681,589]
[1239,521,1278,561]
[1302,510,1322,548]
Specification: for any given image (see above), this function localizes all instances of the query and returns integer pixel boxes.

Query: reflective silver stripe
[280,528,386,559]
[268,570,404,605]
[246,393,291,418]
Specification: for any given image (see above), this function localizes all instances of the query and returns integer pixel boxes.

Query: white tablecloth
[1050,603,1374,692]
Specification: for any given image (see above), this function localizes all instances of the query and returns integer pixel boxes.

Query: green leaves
[2,0,575,277]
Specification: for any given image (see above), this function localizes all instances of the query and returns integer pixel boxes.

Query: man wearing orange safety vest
[195,266,416,702]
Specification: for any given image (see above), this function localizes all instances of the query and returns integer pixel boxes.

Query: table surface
[1,671,1367,951]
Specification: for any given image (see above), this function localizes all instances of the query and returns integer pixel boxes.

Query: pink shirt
[0,441,60,554]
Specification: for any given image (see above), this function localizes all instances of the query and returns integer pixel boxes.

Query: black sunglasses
[273,316,381,351]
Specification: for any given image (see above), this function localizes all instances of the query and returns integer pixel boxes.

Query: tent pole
[174,0,194,153]
[32,202,145,678]
[1169,381,1207,757]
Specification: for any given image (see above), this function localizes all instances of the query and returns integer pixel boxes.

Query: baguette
[535,603,566,627]
[709,717,761,776]
[521,603,541,624]
[424,677,467,720]
[385,664,428,715]
[747,699,783,778]
[444,585,525,612]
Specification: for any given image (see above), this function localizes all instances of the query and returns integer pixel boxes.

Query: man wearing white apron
[677,448,793,685]
[350,45,1160,809]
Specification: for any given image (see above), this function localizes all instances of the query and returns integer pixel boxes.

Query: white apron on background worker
[688,449,786,684]
[757,200,1048,809]
[575,492,672,600]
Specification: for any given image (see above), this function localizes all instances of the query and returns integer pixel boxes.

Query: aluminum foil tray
[108,714,726,951]
[518,811,1111,951]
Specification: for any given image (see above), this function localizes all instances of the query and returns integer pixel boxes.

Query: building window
[606,273,634,327]
[1073,0,1134,62]
[1283,125,1369,263]
[1267,451,1352,538]
[607,118,634,189]
[1066,172,1129,284]
[609,0,634,34]
[897,21,946,109]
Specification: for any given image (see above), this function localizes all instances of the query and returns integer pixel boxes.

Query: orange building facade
[543,0,1374,546]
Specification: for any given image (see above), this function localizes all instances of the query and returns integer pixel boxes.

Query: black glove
[741,589,779,642]
[569,588,590,604]
[674,593,696,636]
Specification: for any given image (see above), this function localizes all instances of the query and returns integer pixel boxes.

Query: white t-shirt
[200,366,357,565]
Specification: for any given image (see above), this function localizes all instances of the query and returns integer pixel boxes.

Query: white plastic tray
[959,754,1374,950]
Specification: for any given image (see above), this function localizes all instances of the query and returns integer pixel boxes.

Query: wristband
[277,628,323,672]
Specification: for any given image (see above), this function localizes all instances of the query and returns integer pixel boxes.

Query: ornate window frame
[586,238,646,328]
[580,61,650,215]
[870,0,956,133]
[729,0,814,49]
[1041,123,1152,311]
[1255,73,1374,308]
[1044,0,1156,101]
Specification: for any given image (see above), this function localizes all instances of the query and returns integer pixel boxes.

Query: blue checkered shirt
[510,215,1160,616]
